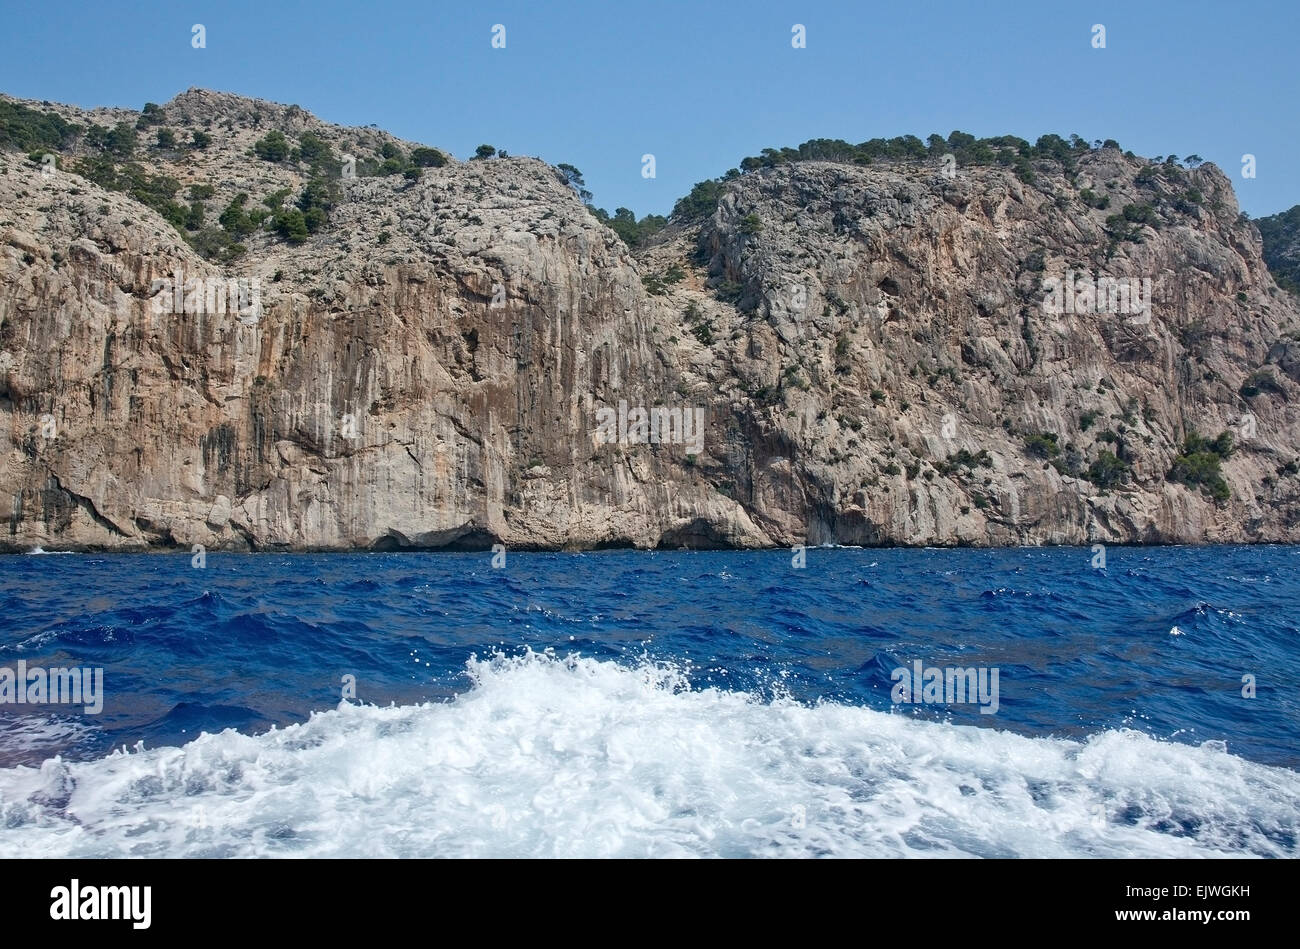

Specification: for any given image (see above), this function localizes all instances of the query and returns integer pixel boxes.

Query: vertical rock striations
[1,90,1297,550]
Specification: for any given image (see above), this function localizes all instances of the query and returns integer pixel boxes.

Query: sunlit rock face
[2,90,1298,550]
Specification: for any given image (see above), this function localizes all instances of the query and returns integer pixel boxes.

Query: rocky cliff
[2,89,1298,551]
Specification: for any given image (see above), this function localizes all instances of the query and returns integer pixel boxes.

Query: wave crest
[0,651,1295,858]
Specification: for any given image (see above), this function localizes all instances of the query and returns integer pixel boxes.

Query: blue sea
[0,545,1297,858]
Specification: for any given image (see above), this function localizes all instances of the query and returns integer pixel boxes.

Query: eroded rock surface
[2,90,1298,551]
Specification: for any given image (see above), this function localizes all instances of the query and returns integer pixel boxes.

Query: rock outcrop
[2,89,1298,551]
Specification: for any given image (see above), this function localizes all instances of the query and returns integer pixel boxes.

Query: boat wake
[0,650,1295,857]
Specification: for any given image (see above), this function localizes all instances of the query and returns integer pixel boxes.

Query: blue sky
[1,0,1296,218]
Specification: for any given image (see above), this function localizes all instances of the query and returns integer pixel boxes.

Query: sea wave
[1,651,1295,858]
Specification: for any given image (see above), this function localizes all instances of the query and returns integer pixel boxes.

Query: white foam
[0,651,1295,857]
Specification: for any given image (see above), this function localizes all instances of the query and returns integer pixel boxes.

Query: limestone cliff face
[1,89,1298,551]
[668,157,1300,546]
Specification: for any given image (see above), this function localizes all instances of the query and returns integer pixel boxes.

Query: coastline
[3,537,1293,555]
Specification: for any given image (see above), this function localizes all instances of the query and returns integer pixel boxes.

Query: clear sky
[1,0,1296,219]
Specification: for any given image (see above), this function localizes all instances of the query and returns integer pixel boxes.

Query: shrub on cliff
[73,155,185,229]
[254,130,290,162]
[591,207,667,248]
[272,207,309,243]
[411,146,447,167]
[1086,450,1130,488]
[1023,432,1060,459]
[219,193,258,239]
[135,102,164,129]
[672,179,725,222]
[0,100,81,151]
[186,226,245,262]
[296,176,337,233]
[557,163,592,203]
[85,122,137,158]
[296,132,337,176]
[1167,431,1233,501]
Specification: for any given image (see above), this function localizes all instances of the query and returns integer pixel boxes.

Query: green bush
[0,100,81,151]
[73,155,184,229]
[1121,202,1158,226]
[672,179,725,222]
[219,194,258,239]
[592,206,667,247]
[1167,430,1232,501]
[554,163,592,202]
[665,130,1122,225]
[411,146,447,168]
[297,132,333,167]
[136,103,164,129]
[254,131,291,162]
[263,188,292,209]
[1023,432,1060,459]
[272,207,309,243]
[936,449,992,475]
[1181,430,1234,459]
[186,226,245,262]
[1086,450,1130,488]
[1079,188,1110,210]
[1104,215,1144,244]
[296,177,337,233]
[85,122,137,158]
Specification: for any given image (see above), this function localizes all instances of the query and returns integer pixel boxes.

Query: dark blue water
[1,545,1296,769]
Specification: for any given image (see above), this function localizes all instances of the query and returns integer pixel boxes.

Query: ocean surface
[0,545,1297,858]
